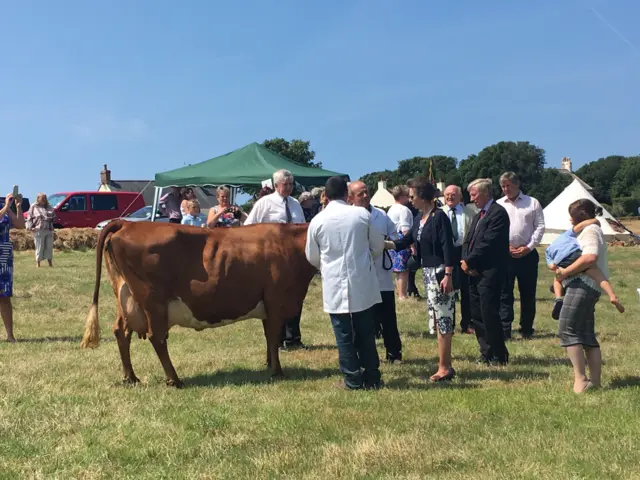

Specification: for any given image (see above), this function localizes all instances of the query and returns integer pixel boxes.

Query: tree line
[262,138,640,217]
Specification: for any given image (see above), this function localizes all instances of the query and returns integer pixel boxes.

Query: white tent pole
[151,187,161,222]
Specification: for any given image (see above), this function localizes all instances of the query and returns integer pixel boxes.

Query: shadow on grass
[608,376,640,389]
[452,353,567,367]
[403,331,437,339]
[384,377,480,391]
[186,366,337,387]
[459,369,549,382]
[16,335,114,344]
[303,343,338,351]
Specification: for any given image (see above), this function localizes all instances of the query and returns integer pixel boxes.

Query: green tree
[262,138,321,168]
[457,141,546,198]
[359,156,460,194]
[574,156,625,205]
[611,156,640,200]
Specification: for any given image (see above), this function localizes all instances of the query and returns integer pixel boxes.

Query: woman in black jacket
[386,177,456,382]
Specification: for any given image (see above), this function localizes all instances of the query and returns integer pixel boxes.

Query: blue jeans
[330,307,381,389]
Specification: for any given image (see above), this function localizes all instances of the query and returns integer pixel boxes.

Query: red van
[45,191,146,228]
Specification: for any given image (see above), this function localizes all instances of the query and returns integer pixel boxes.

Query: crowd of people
[305,172,625,393]
[0,167,625,393]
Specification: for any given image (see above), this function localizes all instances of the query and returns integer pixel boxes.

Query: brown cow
[81,219,316,388]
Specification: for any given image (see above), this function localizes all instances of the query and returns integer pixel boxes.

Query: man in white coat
[306,176,384,390]
[245,169,307,351]
[348,180,403,363]
[442,185,476,334]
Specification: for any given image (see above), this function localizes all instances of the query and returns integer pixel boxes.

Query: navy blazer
[462,200,510,273]
[394,208,455,268]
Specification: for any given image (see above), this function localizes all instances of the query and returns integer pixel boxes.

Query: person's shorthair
[325,176,348,201]
[407,176,437,202]
[569,198,600,223]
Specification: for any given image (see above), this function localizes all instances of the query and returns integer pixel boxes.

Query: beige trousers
[33,230,54,262]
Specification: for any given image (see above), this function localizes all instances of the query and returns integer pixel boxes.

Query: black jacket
[394,208,455,268]
[462,200,510,273]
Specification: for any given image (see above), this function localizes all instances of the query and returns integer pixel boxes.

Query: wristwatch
[444,272,452,277]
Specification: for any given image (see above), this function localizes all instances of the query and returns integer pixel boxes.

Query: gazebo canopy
[155,142,349,188]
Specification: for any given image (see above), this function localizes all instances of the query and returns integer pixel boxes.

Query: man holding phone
[0,190,26,343]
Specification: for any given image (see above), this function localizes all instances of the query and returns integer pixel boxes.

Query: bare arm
[561,253,597,276]
[9,203,25,230]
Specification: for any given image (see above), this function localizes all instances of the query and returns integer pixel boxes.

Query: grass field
[1,248,640,479]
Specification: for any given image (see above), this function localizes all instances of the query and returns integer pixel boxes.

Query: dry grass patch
[10,228,98,252]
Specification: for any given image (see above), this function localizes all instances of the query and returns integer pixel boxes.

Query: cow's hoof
[122,376,140,386]
[166,379,185,389]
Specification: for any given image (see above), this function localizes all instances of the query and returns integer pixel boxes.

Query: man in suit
[461,178,511,365]
[305,176,384,390]
[442,185,476,334]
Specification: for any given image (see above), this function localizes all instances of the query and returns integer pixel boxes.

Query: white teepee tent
[370,180,395,208]
[542,179,630,244]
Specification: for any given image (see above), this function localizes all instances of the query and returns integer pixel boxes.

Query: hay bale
[10,228,99,251]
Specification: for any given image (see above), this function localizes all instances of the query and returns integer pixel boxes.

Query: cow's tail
[81,220,125,349]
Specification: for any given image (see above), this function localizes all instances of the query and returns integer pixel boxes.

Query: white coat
[367,206,398,292]
[305,200,384,314]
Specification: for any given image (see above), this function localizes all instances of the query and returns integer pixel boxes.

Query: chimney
[100,164,111,185]
[561,157,572,172]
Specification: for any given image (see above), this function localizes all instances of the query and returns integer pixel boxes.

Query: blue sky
[1,0,638,201]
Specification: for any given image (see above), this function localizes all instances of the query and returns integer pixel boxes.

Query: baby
[546,217,624,319]
[180,200,205,227]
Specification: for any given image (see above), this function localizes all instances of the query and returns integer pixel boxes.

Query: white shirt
[387,203,413,233]
[367,206,397,292]
[441,203,470,248]
[497,192,544,250]
[244,192,305,225]
[305,200,384,314]
[571,224,609,292]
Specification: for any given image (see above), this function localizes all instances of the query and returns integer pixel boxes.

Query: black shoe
[364,380,384,390]
[552,298,563,320]
[519,329,535,340]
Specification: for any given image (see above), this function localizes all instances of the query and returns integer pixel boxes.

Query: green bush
[613,197,640,217]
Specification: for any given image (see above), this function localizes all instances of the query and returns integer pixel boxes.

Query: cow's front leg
[114,314,139,385]
[149,333,184,388]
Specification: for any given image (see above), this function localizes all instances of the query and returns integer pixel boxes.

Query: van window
[91,194,118,211]
[65,195,87,211]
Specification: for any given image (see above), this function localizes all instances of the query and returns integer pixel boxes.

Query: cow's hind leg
[149,334,184,388]
[262,319,272,368]
[265,318,285,379]
[114,314,139,385]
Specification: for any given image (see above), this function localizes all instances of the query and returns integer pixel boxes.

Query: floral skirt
[0,242,13,298]
[423,266,455,335]
[390,231,411,272]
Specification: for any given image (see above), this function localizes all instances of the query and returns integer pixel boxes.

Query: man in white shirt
[497,171,545,340]
[245,169,307,350]
[348,181,402,363]
[306,176,384,390]
[441,185,476,334]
